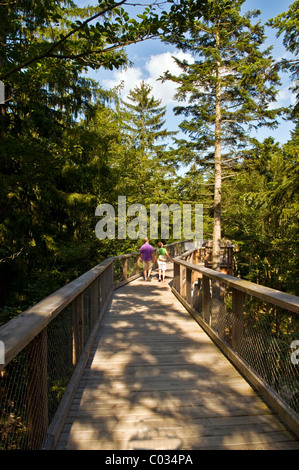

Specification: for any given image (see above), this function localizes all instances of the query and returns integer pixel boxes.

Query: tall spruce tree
[118,81,177,205]
[121,81,175,157]
[162,0,281,269]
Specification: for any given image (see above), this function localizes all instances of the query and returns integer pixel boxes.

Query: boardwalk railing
[172,248,299,439]
[0,240,190,450]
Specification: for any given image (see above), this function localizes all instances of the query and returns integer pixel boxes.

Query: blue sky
[80,0,296,146]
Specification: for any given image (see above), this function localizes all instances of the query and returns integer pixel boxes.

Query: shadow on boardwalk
[56,267,299,450]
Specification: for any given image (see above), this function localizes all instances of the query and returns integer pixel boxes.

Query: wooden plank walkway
[56,265,299,450]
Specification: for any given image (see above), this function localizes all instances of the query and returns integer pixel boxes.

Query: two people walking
[139,238,172,282]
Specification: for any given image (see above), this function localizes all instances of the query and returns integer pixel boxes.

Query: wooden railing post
[180,266,186,298]
[109,260,114,288]
[27,329,48,450]
[202,275,211,324]
[72,293,84,366]
[99,272,103,312]
[123,258,128,281]
[186,267,192,304]
[91,279,99,327]
[192,280,201,312]
[191,250,199,284]
[231,288,245,349]
[174,261,180,293]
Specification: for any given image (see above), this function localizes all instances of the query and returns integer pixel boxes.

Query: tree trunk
[212,29,222,271]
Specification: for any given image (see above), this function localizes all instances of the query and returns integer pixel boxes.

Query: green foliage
[121,81,176,155]
[112,81,178,205]
[0,1,166,315]
[174,163,214,237]
[159,0,283,269]
[0,0,298,324]
[222,137,299,295]
[162,0,281,151]
[0,0,164,80]
[268,0,299,118]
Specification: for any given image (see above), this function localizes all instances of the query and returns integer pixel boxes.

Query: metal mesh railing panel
[127,254,139,278]
[113,258,124,285]
[0,353,29,450]
[0,287,100,449]
[190,276,299,416]
[238,299,299,414]
[47,304,74,425]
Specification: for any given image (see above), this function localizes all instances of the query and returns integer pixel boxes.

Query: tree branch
[222,155,242,163]
[221,174,236,179]
[48,35,157,61]
[0,0,128,80]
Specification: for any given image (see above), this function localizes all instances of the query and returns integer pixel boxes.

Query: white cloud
[103,67,143,99]
[145,51,194,104]
[102,50,194,106]
[268,85,296,109]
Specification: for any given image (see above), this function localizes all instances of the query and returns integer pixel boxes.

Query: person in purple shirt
[139,237,155,281]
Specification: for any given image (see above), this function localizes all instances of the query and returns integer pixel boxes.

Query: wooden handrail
[172,251,299,439]
[0,259,112,368]
[0,240,192,369]
[0,239,192,450]
[174,257,299,314]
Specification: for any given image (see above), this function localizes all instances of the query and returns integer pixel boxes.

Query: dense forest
[0,0,298,325]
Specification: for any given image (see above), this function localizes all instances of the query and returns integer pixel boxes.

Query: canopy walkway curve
[0,241,299,450]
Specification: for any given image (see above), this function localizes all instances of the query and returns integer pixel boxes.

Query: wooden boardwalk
[56,265,299,450]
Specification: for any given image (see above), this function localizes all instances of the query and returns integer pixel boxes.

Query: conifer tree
[121,81,175,157]
[162,0,281,269]
[118,81,177,205]
[0,1,164,308]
